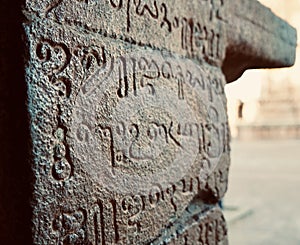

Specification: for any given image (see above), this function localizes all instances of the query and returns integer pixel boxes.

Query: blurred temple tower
[227,0,300,140]
[237,77,300,139]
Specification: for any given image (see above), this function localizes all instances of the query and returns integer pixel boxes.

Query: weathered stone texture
[0,0,297,244]
[224,0,296,82]
[24,18,230,243]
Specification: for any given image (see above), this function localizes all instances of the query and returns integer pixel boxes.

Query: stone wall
[0,0,296,244]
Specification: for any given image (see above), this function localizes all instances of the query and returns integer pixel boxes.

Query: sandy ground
[224,139,300,245]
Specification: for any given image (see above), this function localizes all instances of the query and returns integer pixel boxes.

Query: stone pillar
[0,0,296,244]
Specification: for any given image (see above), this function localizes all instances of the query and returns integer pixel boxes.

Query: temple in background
[237,78,300,139]
[226,0,300,140]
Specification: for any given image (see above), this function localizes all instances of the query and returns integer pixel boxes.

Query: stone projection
[0,0,296,244]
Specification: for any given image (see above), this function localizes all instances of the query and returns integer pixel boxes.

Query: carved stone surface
[0,0,296,244]
[150,205,228,245]
[25,17,230,244]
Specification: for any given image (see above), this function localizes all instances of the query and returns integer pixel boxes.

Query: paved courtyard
[224,139,300,245]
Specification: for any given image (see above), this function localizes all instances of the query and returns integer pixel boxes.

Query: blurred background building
[224,4,300,245]
[226,0,300,140]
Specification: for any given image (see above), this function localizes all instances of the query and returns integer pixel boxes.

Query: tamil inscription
[25,16,230,243]
[71,49,229,194]
[20,0,297,244]
[26,0,227,66]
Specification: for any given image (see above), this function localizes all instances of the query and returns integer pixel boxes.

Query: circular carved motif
[70,50,227,196]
